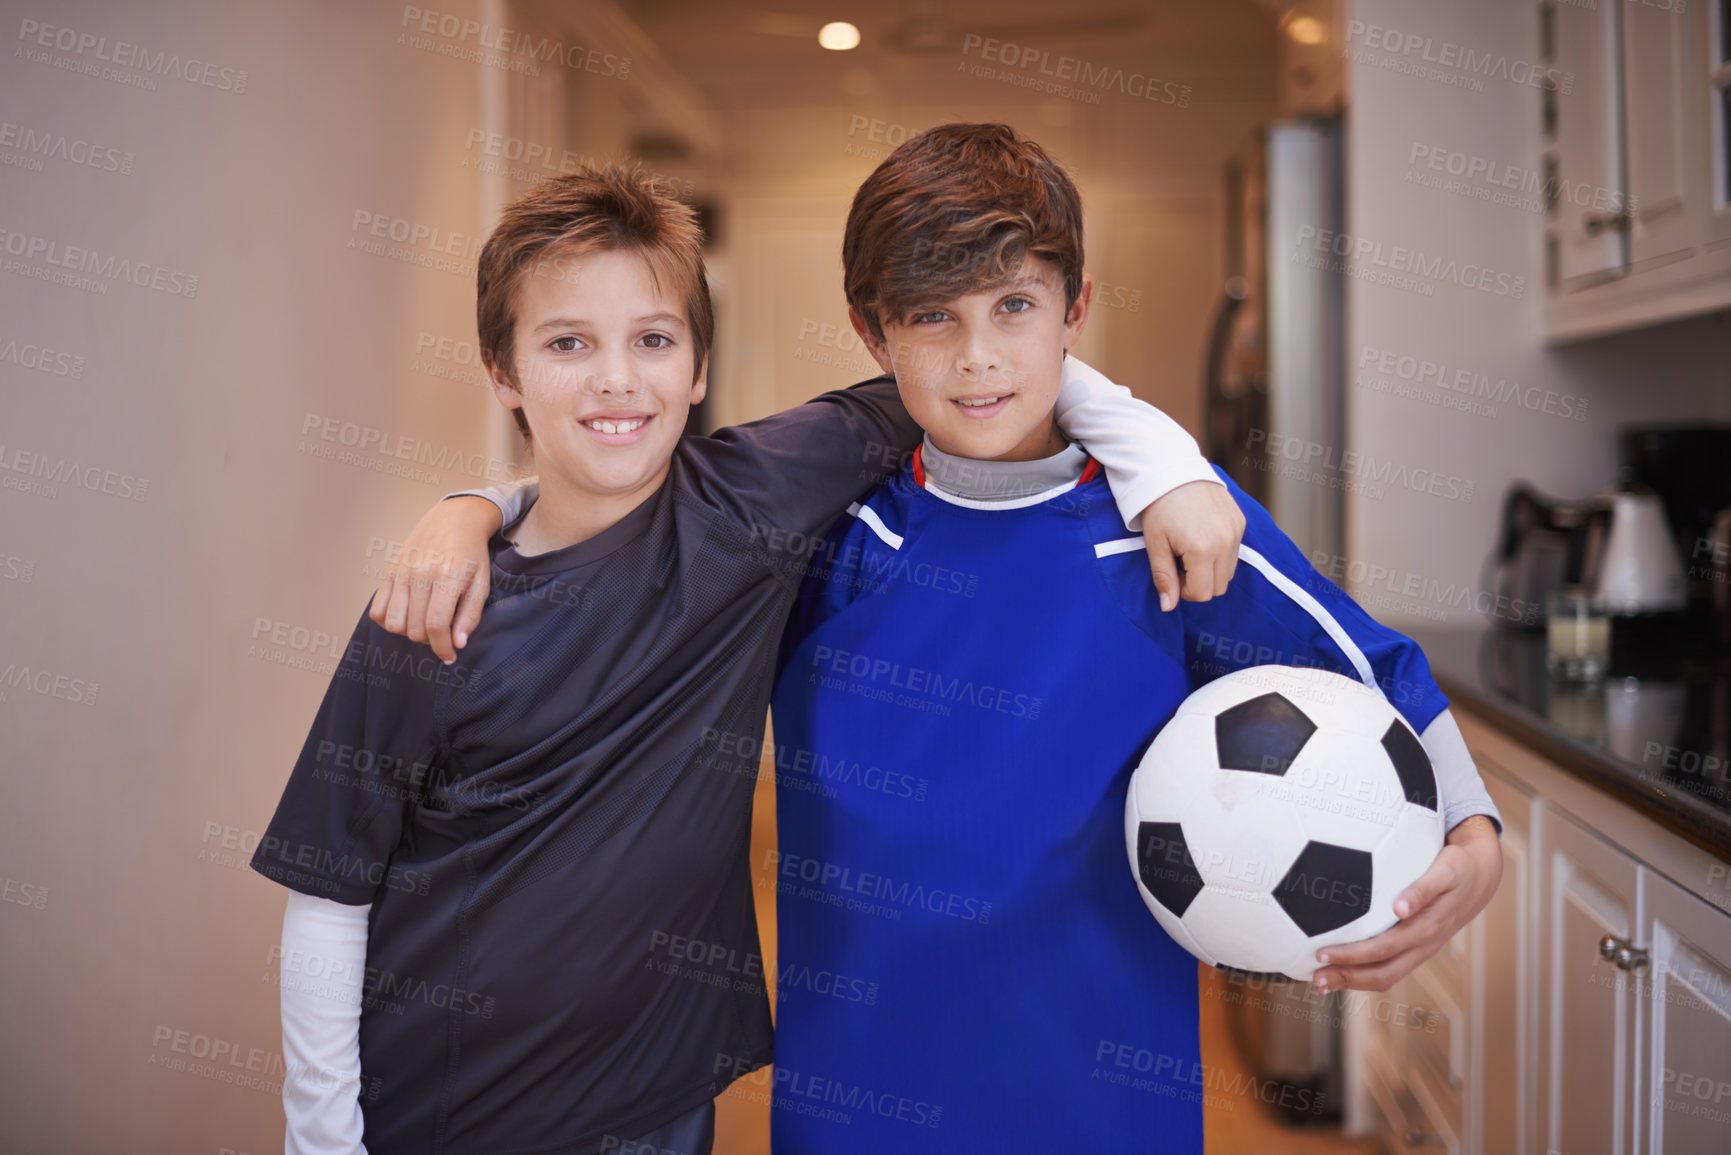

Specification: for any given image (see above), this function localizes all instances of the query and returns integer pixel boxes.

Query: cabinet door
[1638,867,1731,1154]
[1551,0,1628,287]
[1477,769,1536,1155]
[1543,809,1641,1155]
[1623,0,1696,265]
[1705,0,1731,247]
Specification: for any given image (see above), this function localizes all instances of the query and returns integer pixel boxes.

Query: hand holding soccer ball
[1126,665,1446,983]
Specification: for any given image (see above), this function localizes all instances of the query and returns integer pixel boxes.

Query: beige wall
[706,48,1280,438]
[1,1,503,1150]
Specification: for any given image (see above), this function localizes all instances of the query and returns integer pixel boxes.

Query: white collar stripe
[922,478,1079,511]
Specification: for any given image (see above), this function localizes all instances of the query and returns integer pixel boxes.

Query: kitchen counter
[1407,627,1731,859]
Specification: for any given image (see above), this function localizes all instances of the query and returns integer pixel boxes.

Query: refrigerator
[1201,116,1351,1124]
[1205,117,1346,566]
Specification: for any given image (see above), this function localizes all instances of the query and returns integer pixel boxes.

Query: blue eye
[911,311,949,325]
[1001,296,1033,314]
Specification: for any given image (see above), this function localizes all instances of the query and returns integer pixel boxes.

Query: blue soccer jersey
[767,450,1461,1152]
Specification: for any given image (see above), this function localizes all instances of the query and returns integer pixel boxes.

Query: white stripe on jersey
[1092,536,1384,699]
[1233,545,1382,696]
[1094,537,1146,558]
[846,502,904,550]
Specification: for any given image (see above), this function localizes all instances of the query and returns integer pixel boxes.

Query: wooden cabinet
[1547,0,1626,289]
[1542,0,1731,340]
[1622,0,1695,267]
[1476,769,1536,1155]
[1361,715,1731,1154]
[1540,808,1642,1155]
[1636,867,1731,1151]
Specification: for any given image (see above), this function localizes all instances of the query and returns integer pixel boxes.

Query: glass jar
[1546,586,1609,682]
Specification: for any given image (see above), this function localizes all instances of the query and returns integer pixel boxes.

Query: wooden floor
[713,746,1387,1155]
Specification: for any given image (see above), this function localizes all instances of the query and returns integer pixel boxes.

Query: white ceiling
[615,0,1284,110]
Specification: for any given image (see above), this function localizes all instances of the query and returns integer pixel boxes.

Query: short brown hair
[842,123,1084,342]
[476,164,712,438]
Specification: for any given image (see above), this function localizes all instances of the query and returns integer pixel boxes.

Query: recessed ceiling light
[819,21,861,51]
[1285,16,1326,45]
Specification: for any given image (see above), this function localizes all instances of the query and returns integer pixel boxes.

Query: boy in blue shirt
[759,124,1504,1152]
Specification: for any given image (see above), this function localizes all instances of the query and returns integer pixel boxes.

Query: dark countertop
[1407,627,1731,860]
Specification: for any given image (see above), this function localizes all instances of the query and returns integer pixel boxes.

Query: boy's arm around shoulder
[368,477,538,664]
[378,379,921,651]
[695,360,1244,596]
[1057,356,1244,611]
[683,376,923,559]
[369,359,1250,652]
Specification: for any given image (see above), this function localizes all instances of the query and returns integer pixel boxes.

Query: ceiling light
[1285,16,1326,45]
[819,21,860,51]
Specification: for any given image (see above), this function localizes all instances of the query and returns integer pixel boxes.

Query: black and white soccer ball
[1125,665,1444,981]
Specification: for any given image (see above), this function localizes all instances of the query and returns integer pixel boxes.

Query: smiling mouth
[951,394,1011,416]
[582,417,649,434]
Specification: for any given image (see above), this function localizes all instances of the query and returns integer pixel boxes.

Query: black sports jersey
[252,379,920,1154]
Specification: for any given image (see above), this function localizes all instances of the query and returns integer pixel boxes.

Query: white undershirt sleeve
[1419,708,1504,837]
[1054,354,1224,532]
[279,891,372,1155]
[443,476,539,527]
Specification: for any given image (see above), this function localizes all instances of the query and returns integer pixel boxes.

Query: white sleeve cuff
[1053,355,1223,532]
[280,892,372,1155]
[1419,709,1504,837]
[443,476,539,529]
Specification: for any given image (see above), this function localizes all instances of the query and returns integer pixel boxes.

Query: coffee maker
[1620,426,1731,647]
[1493,426,1731,652]
[1490,485,1608,628]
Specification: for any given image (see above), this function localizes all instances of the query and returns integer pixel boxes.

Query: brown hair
[476,164,712,438]
[842,123,1084,342]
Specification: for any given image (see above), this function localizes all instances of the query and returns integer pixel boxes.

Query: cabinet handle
[1582,209,1630,237]
[1390,1080,1444,1149]
[1597,934,1651,971]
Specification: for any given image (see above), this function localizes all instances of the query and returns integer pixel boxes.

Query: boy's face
[851,255,1093,462]
[489,246,706,504]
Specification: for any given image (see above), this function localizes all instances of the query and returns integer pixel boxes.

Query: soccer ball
[1125,665,1444,981]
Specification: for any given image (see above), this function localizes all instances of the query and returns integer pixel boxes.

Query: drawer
[1427,922,1468,1003]
[1404,965,1467,1095]
[1365,1050,1460,1155]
